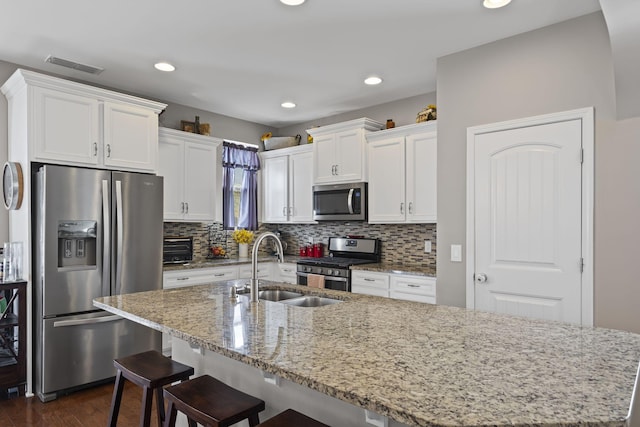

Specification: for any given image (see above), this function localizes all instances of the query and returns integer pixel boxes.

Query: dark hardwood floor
[0,380,160,427]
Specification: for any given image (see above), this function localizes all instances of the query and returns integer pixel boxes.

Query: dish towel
[307,273,325,289]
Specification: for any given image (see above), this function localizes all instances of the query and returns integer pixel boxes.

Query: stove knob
[318,268,323,274]
[305,266,312,273]
[326,269,333,275]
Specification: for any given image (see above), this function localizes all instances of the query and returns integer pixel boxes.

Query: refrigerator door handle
[115,180,124,295]
[102,180,111,297]
[53,315,123,328]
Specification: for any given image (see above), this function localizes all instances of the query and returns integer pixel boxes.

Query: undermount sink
[257,289,303,301]
[280,296,343,307]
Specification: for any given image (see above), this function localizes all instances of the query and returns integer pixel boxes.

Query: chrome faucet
[250,232,284,303]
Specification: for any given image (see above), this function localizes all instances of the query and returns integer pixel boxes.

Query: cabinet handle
[214,273,225,277]
[288,207,293,216]
[282,269,292,273]
[106,144,111,158]
[335,164,339,175]
[408,202,413,214]
[177,277,189,281]
[331,165,335,175]
[283,207,287,216]
[400,202,404,214]
[185,202,189,214]
[93,142,98,156]
[364,278,375,282]
[181,202,185,213]
[407,284,420,288]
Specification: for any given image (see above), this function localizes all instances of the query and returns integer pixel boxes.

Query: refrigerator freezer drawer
[37,311,160,400]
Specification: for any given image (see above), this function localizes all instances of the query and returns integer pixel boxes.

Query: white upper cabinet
[367,121,437,223]
[158,127,221,222]
[308,118,383,184]
[261,144,315,223]
[1,69,166,172]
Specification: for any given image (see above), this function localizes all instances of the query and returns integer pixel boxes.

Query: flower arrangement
[232,229,254,244]
[416,104,437,123]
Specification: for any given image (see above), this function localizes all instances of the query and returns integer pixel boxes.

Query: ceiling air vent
[44,55,104,75]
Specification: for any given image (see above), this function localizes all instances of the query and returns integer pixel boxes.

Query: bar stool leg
[140,386,154,427]
[164,400,177,427]
[155,388,165,427]
[107,370,125,427]
[248,414,260,427]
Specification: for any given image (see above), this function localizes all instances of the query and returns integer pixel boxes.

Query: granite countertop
[350,262,436,277]
[94,281,640,427]
[163,255,302,271]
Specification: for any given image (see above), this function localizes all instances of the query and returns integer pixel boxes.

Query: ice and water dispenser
[57,221,97,268]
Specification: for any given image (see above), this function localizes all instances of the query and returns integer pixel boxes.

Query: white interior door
[473,119,583,323]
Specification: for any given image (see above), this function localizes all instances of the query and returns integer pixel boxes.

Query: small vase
[238,243,249,259]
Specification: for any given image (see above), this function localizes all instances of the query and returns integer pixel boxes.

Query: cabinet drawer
[163,266,238,288]
[389,275,436,303]
[351,271,389,290]
[238,264,271,279]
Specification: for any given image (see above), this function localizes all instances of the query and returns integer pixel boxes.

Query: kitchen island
[94,280,640,427]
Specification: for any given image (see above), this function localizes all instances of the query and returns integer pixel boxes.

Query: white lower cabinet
[276,262,298,284]
[351,271,390,297]
[352,270,436,303]
[389,274,436,304]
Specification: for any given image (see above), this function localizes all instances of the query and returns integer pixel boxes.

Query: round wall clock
[3,161,24,210]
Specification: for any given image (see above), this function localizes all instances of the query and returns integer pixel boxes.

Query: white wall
[436,11,640,333]
[0,61,17,244]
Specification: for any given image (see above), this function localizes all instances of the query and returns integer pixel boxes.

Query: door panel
[474,120,582,323]
[368,137,405,223]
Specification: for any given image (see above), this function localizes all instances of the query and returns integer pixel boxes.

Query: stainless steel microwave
[313,182,367,221]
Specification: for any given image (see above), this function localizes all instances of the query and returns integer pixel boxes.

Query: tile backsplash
[164,222,436,270]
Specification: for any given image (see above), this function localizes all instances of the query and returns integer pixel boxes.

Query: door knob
[475,273,488,283]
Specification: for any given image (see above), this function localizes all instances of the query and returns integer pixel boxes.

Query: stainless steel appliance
[297,237,381,291]
[313,182,367,221]
[33,164,163,402]
[163,237,193,264]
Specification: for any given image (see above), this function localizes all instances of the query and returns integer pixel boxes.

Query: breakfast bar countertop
[94,280,640,427]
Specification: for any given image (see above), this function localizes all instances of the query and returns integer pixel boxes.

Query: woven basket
[264,135,301,151]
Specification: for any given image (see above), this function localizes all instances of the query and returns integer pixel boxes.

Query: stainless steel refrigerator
[33,164,163,402]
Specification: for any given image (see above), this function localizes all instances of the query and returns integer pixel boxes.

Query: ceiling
[0,0,603,128]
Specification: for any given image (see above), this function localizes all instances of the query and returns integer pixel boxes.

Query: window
[222,141,260,230]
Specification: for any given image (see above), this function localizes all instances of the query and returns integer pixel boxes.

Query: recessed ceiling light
[364,76,383,85]
[281,101,296,108]
[280,0,305,5]
[154,62,175,72]
[483,0,511,9]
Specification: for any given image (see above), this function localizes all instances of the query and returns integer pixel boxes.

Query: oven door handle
[296,272,348,282]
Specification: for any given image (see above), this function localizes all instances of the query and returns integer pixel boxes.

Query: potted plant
[232,229,254,258]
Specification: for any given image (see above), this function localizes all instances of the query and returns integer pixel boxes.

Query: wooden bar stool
[257,409,329,426]
[107,350,194,427]
[163,375,265,427]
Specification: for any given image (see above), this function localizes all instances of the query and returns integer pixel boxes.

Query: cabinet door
[32,87,99,165]
[368,137,406,223]
[238,263,271,279]
[334,129,365,182]
[313,134,337,184]
[158,139,185,221]
[406,131,437,223]
[262,156,289,223]
[103,102,158,172]
[289,151,315,223]
[184,142,217,222]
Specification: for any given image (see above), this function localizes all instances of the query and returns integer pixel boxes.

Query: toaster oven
[163,237,193,264]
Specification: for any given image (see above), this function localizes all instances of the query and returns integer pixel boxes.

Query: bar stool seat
[107,350,194,427]
[257,409,329,427]
[163,374,265,427]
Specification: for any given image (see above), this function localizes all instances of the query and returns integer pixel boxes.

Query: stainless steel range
[296,237,381,291]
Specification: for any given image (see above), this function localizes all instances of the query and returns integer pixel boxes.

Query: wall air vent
[44,55,104,75]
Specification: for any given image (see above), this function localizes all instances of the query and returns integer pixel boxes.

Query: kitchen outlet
[451,244,462,262]
[424,240,432,253]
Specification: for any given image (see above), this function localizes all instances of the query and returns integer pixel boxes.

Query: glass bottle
[386,119,395,129]
[194,116,200,134]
